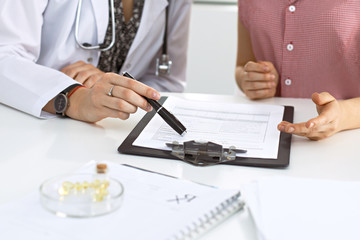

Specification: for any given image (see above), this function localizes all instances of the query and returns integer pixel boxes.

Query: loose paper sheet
[134,97,285,159]
[242,177,360,240]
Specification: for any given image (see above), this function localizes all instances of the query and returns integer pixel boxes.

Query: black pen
[122,72,187,136]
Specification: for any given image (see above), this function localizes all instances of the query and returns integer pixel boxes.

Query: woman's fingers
[243,71,276,83]
[243,76,276,90]
[81,73,104,88]
[278,92,342,140]
[312,92,336,106]
[94,105,130,120]
[244,61,270,73]
[61,61,105,87]
[99,86,146,113]
[239,61,279,100]
[113,85,153,111]
[246,88,276,100]
[111,75,160,100]
[103,74,160,111]
[61,61,87,78]
[93,73,159,113]
[66,71,161,122]
[278,119,337,140]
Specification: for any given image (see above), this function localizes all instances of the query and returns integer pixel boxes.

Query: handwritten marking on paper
[167,194,197,204]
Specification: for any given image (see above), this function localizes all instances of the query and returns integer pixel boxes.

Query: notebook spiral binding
[171,192,245,240]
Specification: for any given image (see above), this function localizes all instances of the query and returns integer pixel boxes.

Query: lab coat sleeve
[0,0,80,118]
[140,0,192,92]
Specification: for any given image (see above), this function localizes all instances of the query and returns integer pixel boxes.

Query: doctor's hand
[277,92,351,140]
[65,73,160,123]
[236,61,279,100]
[61,61,105,88]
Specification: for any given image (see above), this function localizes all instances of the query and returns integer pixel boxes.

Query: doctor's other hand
[65,73,160,123]
[277,92,350,140]
[236,61,279,100]
[61,61,105,88]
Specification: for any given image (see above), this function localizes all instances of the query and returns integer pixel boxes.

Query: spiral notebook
[0,161,244,240]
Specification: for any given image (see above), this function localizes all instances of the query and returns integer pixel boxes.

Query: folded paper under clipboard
[118,96,294,168]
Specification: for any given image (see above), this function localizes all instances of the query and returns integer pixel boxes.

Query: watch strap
[61,83,82,95]
[55,84,81,116]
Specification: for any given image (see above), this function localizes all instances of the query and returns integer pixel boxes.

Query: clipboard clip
[166,140,247,166]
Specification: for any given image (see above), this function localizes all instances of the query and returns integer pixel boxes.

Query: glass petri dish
[39,174,124,218]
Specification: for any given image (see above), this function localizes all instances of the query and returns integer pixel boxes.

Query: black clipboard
[118,96,294,168]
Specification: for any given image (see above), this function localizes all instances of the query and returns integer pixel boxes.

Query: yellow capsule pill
[58,186,69,196]
[91,179,101,189]
[82,181,89,190]
[100,182,109,190]
[93,193,104,202]
[58,181,74,196]
[74,182,82,191]
[102,189,109,196]
[62,181,74,190]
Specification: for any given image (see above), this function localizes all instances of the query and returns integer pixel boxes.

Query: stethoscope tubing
[74,0,172,75]
[75,0,116,51]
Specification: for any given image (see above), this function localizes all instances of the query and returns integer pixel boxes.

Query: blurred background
[186,0,238,95]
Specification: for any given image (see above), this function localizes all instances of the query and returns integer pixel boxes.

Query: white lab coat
[0,0,191,117]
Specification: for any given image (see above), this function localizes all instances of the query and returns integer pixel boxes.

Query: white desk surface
[1,93,359,240]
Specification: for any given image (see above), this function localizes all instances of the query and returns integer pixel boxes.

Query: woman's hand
[236,61,279,100]
[277,92,348,140]
[65,73,160,123]
[61,61,105,88]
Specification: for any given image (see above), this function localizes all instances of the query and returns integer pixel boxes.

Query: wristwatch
[54,84,81,116]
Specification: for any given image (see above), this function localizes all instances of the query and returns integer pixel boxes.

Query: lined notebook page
[0,161,243,240]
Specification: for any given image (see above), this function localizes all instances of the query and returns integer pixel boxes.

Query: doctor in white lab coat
[0,0,191,122]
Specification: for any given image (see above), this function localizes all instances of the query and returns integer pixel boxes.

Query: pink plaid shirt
[238,0,360,99]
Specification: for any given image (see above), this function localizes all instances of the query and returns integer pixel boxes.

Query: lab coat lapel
[90,0,109,43]
[127,0,168,58]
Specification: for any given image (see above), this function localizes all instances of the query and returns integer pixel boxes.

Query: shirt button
[287,43,294,51]
[289,5,296,12]
[87,57,93,63]
[125,63,131,69]
[285,78,292,86]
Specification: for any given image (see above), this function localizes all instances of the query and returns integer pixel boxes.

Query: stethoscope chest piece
[156,54,172,76]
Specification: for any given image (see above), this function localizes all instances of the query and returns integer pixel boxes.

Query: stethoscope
[75,0,172,76]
